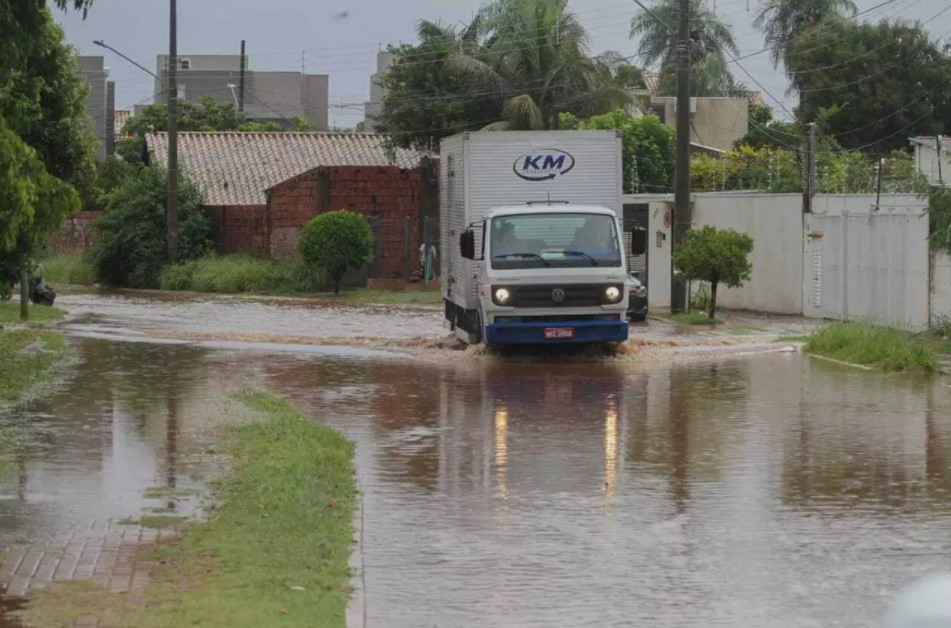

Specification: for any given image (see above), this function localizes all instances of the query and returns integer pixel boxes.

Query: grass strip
[19,392,357,628]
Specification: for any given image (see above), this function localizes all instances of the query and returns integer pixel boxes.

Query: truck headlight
[604,285,622,303]
[493,287,513,306]
[635,286,647,298]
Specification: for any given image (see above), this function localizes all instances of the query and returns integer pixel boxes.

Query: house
[630,71,763,151]
[909,136,951,186]
[77,56,116,159]
[114,109,130,142]
[144,132,433,277]
[154,54,329,130]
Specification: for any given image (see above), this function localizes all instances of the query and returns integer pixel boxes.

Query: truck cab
[456,203,632,345]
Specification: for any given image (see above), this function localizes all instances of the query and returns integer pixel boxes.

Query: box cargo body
[440,130,624,323]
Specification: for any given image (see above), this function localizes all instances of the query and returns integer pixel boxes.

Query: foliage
[90,167,210,288]
[117,97,294,164]
[298,211,374,295]
[375,21,500,149]
[805,322,939,372]
[787,19,951,151]
[754,0,857,69]
[673,226,753,318]
[40,253,96,286]
[630,0,744,96]
[562,110,674,193]
[692,145,801,192]
[160,255,324,294]
[378,0,636,147]
[736,104,801,150]
[692,145,928,194]
[930,187,951,257]
[0,1,93,290]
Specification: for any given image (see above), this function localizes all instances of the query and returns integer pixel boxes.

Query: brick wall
[204,205,267,256]
[266,165,433,278]
[48,211,100,254]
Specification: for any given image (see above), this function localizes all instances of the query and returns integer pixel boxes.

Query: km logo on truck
[513,149,576,181]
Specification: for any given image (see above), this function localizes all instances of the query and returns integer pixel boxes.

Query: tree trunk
[708,280,718,320]
[19,266,29,321]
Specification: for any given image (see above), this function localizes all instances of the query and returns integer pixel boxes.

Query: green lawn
[0,301,65,324]
[20,393,357,628]
[804,322,945,373]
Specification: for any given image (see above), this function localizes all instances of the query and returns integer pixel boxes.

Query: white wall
[692,193,804,314]
[805,195,930,328]
[932,251,951,321]
[913,139,951,186]
[646,199,673,309]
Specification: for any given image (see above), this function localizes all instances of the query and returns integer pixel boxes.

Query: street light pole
[167,0,180,262]
[671,0,692,313]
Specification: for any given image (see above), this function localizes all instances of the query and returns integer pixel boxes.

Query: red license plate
[544,327,575,339]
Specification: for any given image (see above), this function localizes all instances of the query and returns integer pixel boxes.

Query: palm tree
[754,0,858,70]
[630,0,741,96]
[630,0,739,68]
[449,0,632,130]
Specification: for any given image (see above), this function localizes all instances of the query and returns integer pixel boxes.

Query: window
[489,213,622,269]
[179,58,191,70]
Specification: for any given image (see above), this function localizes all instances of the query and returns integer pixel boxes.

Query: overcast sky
[56,0,951,129]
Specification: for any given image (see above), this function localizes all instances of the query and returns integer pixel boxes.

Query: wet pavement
[3,291,950,627]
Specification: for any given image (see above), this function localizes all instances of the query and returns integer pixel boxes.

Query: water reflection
[3,334,951,626]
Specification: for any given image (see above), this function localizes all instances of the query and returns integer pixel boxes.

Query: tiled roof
[114,110,131,137]
[146,132,427,206]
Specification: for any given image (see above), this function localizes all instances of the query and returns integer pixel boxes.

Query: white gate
[803,196,930,328]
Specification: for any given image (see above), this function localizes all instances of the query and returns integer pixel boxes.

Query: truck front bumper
[484,320,629,344]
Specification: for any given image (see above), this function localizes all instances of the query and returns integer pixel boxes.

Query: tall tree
[786,18,951,151]
[376,19,501,149]
[0,0,94,305]
[754,0,857,70]
[630,0,742,96]
[449,0,632,130]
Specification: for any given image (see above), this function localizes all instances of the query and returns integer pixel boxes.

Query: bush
[40,253,96,286]
[298,211,374,295]
[159,255,324,294]
[90,166,210,288]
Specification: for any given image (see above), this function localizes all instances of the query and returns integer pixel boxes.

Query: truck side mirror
[459,229,476,260]
[631,228,647,256]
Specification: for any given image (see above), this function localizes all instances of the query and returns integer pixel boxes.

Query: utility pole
[937,135,944,186]
[167,0,179,262]
[238,39,246,113]
[803,122,816,213]
[671,0,691,313]
[552,15,561,130]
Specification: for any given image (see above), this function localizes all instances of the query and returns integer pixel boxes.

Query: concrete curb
[346,480,366,628]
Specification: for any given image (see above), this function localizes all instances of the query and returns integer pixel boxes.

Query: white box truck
[440,130,643,345]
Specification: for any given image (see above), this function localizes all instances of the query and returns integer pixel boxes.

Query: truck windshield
[489,213,622,269]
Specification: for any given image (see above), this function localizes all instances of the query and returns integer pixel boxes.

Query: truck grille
[513,284,606,308]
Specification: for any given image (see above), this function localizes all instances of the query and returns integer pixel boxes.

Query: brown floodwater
[2,292,950,626]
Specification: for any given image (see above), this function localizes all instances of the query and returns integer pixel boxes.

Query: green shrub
[160,255,325,294]
[805,323,937,372]
[674,226,754,319]
[90,166,210,289]
[39,253,96,286]
[298,211,374,295]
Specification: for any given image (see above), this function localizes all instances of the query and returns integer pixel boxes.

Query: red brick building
[144,132,434,278]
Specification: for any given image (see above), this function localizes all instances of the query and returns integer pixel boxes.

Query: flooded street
[3,291,951,626]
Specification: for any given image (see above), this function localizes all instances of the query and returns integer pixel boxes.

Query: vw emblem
[550,288,566,304]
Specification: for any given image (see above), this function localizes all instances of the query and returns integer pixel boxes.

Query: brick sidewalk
[1,519,179,600]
